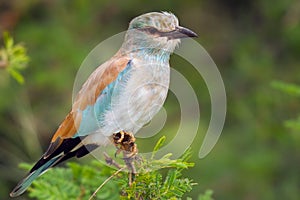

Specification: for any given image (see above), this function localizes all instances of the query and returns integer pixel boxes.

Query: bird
[10,11,197,197]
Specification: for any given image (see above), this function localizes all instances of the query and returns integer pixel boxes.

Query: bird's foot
[111,131,140,185]
[112,131,138,158]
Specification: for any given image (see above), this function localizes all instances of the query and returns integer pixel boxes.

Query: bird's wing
[10,55,132,198]
[44,55,131,158]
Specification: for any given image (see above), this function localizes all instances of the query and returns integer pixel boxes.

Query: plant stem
[88,167,125,200]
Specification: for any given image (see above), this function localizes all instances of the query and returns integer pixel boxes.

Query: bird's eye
[136,26,160,35]
[146,27,158,34]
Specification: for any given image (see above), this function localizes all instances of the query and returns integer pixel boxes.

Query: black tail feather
[10,137,100,197]
[30,137,93,173]
[53,143,99,167]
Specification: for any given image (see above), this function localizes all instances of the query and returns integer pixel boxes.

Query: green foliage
[284,116,300,131]
[0,32,29,84]
[271,80,300,131]
[271,81,300,97]
[120,143,195,199]
[20,161,119,200]
[198,190,214,200]
[22,137,196,200]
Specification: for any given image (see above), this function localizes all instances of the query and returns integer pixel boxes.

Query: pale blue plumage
[76,47,172,138]
[10,157,61,196]
[74,60,133,137]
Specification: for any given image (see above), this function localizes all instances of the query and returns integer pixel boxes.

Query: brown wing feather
[44,55,130,158]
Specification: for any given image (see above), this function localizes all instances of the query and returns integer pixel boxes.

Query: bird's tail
[10,136,99,198]
[10,156,60,197]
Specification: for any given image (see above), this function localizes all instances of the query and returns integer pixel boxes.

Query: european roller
[10,11,197,197]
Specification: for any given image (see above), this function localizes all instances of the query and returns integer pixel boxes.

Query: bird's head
[122,12,197,55]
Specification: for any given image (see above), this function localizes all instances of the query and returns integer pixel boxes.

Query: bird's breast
[101,58,170,135]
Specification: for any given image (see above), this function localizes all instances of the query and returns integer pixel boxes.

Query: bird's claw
[111,131,139,185]
[112,131,138,158]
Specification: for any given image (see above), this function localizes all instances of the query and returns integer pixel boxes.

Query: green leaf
[180,148,193,162]
[198,190,214,200]
[271,81,300,97]
[151,135,166,159]
[3,31,14,50]
[164,170,176,190]
[7,68,25,84]
[284,116,300,131]
[0,32,29,84]
[18,163,33,170]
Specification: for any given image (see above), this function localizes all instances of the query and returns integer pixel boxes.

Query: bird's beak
[166,26,198,39]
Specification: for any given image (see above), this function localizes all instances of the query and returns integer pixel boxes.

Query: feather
[45,55,130,157]
[10,137,99,197]
[10,55,131,197]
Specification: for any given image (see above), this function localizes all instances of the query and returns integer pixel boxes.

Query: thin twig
[104,152,122,169]
[88,167,125,200]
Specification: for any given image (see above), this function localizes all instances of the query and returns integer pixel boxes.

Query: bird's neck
[119,45,171,64]
[119,34,172,63]
[136,48,171,63]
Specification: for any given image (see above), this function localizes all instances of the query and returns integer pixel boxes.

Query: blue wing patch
[73,60,133,137]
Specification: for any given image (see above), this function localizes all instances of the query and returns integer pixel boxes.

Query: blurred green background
[1,0,300,199]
